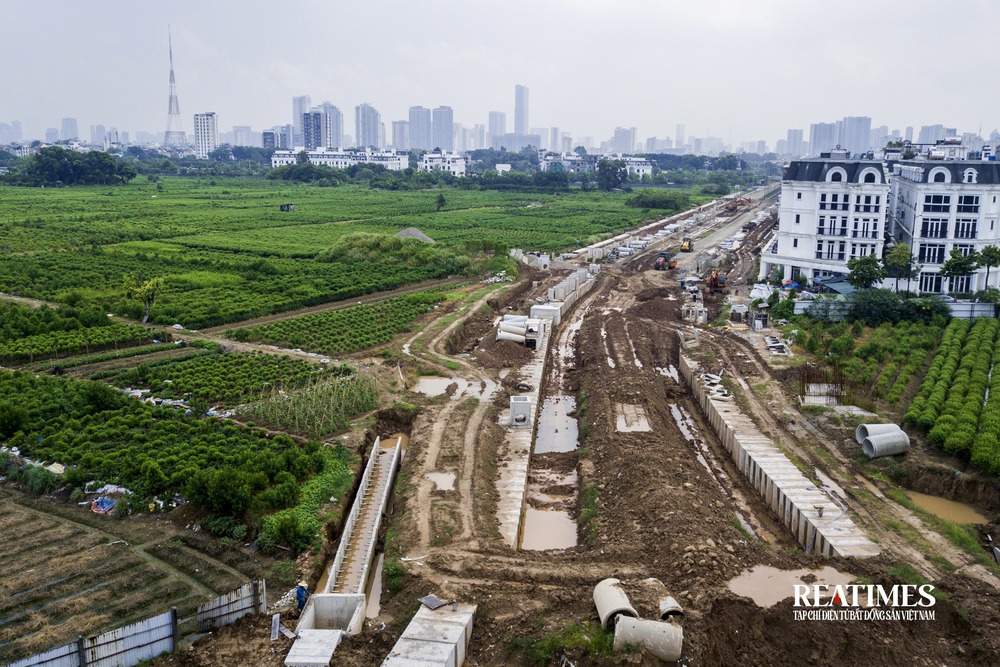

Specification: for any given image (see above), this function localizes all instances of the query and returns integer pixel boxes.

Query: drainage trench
[520,306,591,551]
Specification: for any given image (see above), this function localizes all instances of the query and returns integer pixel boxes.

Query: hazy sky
[4,0,998,146]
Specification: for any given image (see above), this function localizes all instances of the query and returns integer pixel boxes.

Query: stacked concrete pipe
[856,423,910,458]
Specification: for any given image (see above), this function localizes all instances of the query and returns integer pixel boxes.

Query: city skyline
[3,0,999,148]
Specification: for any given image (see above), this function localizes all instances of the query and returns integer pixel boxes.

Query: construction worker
[297,581,310,610]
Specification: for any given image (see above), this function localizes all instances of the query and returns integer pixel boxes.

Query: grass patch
[730,515,762,546]
[801,404,834,415]
[269,559,298,586]
[579,483,600,545]
[887,563,948,602]
[508,621,614,664]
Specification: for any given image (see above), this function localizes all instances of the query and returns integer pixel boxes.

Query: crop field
[800,319,943,404]
[905,318,1000,472]
[0,179,655,328]
[0,499,209,663]
[229,290,447,356]
[0,302,162,365]
[106,350,348,406]
[2,370,351,517]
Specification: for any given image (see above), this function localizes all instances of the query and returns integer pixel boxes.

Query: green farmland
[0,179,663,328]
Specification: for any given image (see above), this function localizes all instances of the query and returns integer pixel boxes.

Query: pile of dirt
[473,338,535,369]
[445,308,495,354]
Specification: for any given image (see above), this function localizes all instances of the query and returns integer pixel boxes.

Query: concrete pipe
[593,578,638,630]
[499,323,528,336]
[862,431,911,458]
[503,315,529,323]
[659,595,684,621]
[613,617,683,662]
[496,331,526,344]
[855,423,901,444]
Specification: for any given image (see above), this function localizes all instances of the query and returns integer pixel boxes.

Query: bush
[22,465,56,495]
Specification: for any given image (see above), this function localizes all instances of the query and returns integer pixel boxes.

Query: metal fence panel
[85,609,175,667]
[194,580,265,632]
[4,640,79,667]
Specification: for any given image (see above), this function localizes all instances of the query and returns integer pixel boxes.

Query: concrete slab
[284,629,344,667]
[382,603,477,667]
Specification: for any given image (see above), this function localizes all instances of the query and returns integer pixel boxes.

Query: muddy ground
[160,199,1000,666]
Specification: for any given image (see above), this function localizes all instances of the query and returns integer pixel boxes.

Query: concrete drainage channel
[495,269,597,550]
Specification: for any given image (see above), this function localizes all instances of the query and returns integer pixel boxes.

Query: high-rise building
[262,130,278,150]
[675,124,686,151]
[391,121,409,151]
[809,122,838,155]
[839,116,872,156]
[193,112,219,159]
[90,125,106,146]
[163,28,188,148]
[917,124,956,145]
[302,112,324,150]
[61,118,78,141]
[549,127,560,153]
[786,129,804,156]
[232,126,253,147]
[292,95,311,146]
[319,103,343,149]
[355,103,382,149]
[432,106,454,151]
[514,85,529,136]
[472,124,486,150]
[612,127,636,154]
[488,111,506,143]
[905,126,914,142]
[409,106,432,151]
[869,125,889,153]
[44,128,59,143]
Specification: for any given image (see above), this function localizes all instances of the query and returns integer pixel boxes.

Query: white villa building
[419,151,466,176]
[889,160,1000,294]
[761,146,1000,295]
[271,148,407,171]
[760,155,889,284]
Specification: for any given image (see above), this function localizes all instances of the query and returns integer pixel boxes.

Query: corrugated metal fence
[193,579,267,632]
[5,580,266,667]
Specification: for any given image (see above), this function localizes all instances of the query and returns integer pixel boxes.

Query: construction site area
[5,190,1000,667]
[144,190,1000,666]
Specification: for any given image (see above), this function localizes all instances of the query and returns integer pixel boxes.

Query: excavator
[707,269,728,293]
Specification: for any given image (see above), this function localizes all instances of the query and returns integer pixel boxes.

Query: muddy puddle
[906,490,988,524]
[364,553,384,618]
[412,376,496,399]
[520,507,578,550]
[727,565,854,607]
[535,395,578,453]
[425,471,456,491]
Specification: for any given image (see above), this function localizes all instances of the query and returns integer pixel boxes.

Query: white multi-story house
[270,148,407,171]
[759,155,889,284]
[420,151,466,176]
[888,160,1000,294]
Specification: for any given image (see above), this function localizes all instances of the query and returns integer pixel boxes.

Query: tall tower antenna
[163,26,188,147]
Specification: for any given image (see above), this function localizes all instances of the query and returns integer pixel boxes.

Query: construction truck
[680,237,694,252]
[707,270,727,293]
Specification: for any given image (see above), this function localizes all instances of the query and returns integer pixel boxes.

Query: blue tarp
[90,496,116,514]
